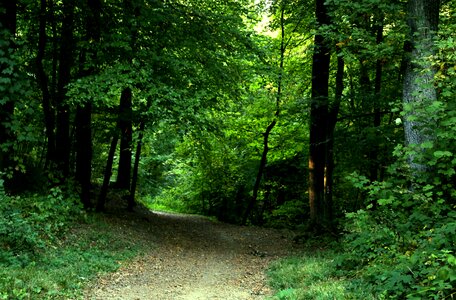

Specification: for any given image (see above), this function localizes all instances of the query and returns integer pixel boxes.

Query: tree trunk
[116,87,133,189]
[242,119,277,225]
[242,5,285,225]
[128,121,145,211]
[36,0,57,169]
[369,18,384,183]
[75,0,102,208]
[402,0,440,173]
[55,0,75,177]
[324,49,344,229]
[75,104,92,208]
[309,0,331,229]
[0,0,17,172]
[97,134,119,212]
[115,0,139,190]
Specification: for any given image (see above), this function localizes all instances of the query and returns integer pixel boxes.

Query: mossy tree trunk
[402,0,440,174]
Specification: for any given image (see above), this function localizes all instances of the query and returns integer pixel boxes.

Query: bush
[0,179,143,299]
[340,168,456,299]
[0,181,83,267]
[0,213,142,299]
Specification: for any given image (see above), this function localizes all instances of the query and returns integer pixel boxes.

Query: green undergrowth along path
[0,186,146,299]
[267,249,377,300]
[0,214,144,299]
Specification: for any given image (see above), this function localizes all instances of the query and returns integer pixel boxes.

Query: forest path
[84,208,297,300]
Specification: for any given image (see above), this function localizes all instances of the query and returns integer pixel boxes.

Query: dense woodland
[1,0,455,298]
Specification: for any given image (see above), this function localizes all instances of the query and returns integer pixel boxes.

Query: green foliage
[267,251,376,300]
[340,128,456,299]
[340,182,456,298]
[263,198,307,229]
[0,185,83,266]
[0,214,142,299]
[336,6,456,298]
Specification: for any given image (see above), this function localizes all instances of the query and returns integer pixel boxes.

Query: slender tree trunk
[242,5,285,225]
[309,0,331,230]
[115,0,138,190]
[55,0,75,177]
[0,0,17,172]
[128,121,146,211]
[97,134,119,212]
[324,50,344,229]
[116,87,133,189]
[49,0,58,103]
[402,0,440,173]
[370,19,384,183]
[242,119,277,225]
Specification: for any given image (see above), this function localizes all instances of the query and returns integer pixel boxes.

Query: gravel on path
[84,208,297,300]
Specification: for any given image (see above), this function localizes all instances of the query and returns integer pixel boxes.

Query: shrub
[0,181,83,267]
[340,167,456,299]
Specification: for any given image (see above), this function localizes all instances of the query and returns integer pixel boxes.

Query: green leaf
[433,151,452,159]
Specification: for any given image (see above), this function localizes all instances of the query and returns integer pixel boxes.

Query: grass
[0,214,146,300]
[267,250,377,300]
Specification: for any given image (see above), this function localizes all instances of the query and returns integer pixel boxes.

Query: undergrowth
[267,240,377,300]
[0,180,145,299]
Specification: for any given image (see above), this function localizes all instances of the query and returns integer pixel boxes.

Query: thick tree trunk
[402,0,440,173]
[116,87,133,189]
[55,0,75,177]
[309,0,331,229]
[0,1,17,172]
[75,0,101,208]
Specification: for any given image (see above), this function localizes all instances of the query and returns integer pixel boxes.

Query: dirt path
[84,209,297,300]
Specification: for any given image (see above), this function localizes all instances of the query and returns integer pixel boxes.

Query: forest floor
[83,203,299,300]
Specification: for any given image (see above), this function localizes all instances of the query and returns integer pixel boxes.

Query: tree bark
[309,0,331,229]
[402,0,440,173]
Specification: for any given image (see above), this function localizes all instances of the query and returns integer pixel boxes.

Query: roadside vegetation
[0,182,145,299]
[267,251,377,300]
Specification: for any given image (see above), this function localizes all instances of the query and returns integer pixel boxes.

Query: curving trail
[84,209,297,300]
